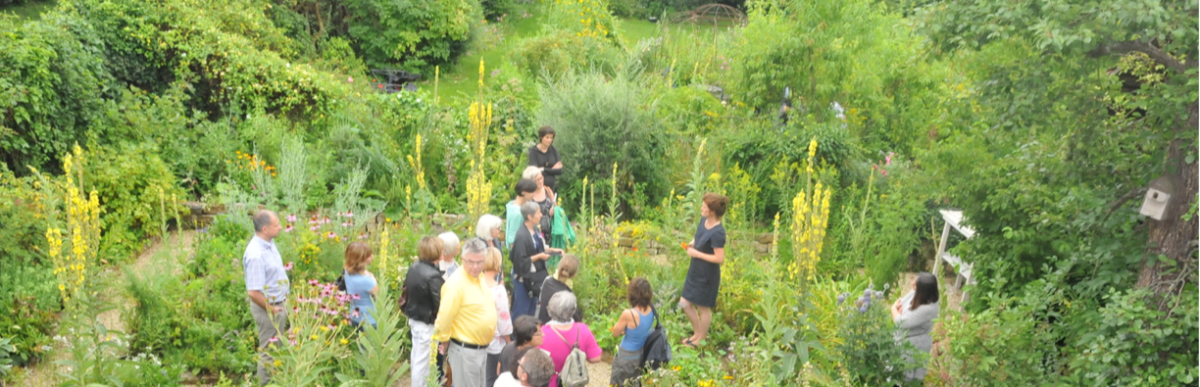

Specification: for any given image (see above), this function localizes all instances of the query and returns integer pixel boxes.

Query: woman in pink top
[538,292,601,387]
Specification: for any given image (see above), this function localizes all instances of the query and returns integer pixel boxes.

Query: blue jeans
[511,277,538,318]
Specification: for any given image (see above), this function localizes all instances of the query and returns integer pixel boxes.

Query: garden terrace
[0,0,1195,386]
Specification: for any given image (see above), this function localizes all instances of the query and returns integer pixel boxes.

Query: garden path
[16,231,196,387]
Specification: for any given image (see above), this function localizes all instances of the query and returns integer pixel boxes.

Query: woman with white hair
[538,292,601,387]
[476,214,506,258]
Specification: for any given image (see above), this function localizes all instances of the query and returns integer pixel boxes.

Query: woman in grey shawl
[891,272,939,382]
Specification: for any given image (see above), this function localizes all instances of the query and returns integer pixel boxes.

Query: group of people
[237,125,938,387]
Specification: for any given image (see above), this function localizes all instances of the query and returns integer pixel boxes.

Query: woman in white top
[484,247,514,387]
[891,272,939,382]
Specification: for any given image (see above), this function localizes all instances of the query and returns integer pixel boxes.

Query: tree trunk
[1137,100,1199,308]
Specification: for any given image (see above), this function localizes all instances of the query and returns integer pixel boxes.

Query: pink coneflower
[344,211,353,218]
[310,225,319,232]
[885,152,893,166]
[308,279,319,286]
[326,232,338,239]
[348,76,354,83]
[284,262,293,271]
[285,225,294,233]
[350,293,361,300]
[287,214,297,222]
[268,336,279,343]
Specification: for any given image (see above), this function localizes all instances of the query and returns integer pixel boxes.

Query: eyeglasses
[464,260,485,267]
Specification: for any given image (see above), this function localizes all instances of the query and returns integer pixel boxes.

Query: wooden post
[933,220,950,276]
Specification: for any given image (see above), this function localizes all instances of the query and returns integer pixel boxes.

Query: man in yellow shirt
[434,237,498,387]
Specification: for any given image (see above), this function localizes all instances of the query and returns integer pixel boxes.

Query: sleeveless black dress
[681,217,726,308]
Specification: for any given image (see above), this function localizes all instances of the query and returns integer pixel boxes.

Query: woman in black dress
[679,193,728,348]
[527,126,563,191]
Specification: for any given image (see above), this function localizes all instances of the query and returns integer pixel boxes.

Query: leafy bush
[125,216,258,374]
[0,336,14,380]
[931,296,1061,386]
[344,0,477,71]
[1069,288,1199,385]
[86,143,187,259]
[0,169,58,366]
[508,30,625,80]
[832,288,923,386]
[536,71,669,212]
[0,12,109,173]
[727,0,946,154]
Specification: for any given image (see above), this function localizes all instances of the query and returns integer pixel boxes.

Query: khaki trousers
[250,299,288,385]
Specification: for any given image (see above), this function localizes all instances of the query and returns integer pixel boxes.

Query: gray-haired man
[244,210,290,385]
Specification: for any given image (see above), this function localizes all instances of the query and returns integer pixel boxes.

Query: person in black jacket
[536,254,582,324]
[509,202,562,318]
[527,126,563,191]
[403,236,445,387]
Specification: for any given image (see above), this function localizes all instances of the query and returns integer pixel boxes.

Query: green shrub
[343,0,477,71]
[0,168,58,366]
[1069,289,1199,385]
[0,336,14,380]
[509,31,625,80]
[126,215,257,374]
[932,297,1061,386]
[86,143,187,260]
[536,71,669,212]
[832,289,923,386]
[480,0,516,19]
[0,13,109,173]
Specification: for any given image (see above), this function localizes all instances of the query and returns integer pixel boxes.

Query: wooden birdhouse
[1139,176,1177,221]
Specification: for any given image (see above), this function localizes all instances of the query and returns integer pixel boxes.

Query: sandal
[681,338,698,349]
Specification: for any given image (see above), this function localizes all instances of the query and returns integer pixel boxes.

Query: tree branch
[1102,187,1147,223]
[1089,41,1195,73]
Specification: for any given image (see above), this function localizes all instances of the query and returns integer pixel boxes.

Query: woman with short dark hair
[506,179,539,250]
[528,126,563,191]
[892,272,939,382]
[609,277,655,387]
[679,193,729,348]
[497,315,545,380]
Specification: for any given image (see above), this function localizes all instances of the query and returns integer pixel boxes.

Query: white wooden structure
[934,210,975,304]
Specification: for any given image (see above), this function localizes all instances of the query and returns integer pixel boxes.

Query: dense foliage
[0,0,1194,385]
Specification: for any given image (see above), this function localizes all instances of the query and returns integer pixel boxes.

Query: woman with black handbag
[509,201,562,318]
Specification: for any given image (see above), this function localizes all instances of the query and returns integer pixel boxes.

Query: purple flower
[885,152,893,166]
[836,293,847,305]
[287,214,297,222]
[859,305,868,313]
[491,69,501,77]
[310,225,319,232]
[284,262,293,271]
[285,225,294,233]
